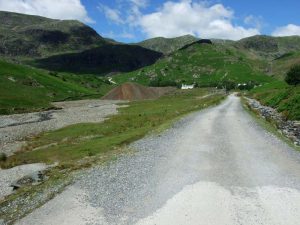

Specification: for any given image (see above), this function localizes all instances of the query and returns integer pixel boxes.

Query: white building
[108,77,116,85]
[181,84,195,90]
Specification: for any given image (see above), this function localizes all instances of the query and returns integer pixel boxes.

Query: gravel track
[0,100,125,156]
[16,95,300,225]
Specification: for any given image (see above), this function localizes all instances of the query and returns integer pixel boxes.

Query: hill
[0,59,112,114]
[113,40,274,87]
[0,11,164,75]
[0,11,107,58]
[135,35,198,55]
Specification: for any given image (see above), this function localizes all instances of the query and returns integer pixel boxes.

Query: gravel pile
[0,100,125,156]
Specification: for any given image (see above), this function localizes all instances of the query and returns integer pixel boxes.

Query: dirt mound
[102,82,175,101]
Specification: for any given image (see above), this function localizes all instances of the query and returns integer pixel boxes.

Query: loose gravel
[16,95,300,225]
[0,100,125,156]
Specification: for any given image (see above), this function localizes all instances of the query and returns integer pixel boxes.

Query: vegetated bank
[249,81,300,121]
[0,59,113,114]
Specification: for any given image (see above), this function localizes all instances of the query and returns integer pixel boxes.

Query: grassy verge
[242,97,300,151]
[1,88,225,168]
[0,88,225,224]
[249,81,300,120]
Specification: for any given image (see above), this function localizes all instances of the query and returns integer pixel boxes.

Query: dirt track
[16,95,300,225]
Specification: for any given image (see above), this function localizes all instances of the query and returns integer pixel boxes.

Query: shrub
[217,80,236,91]
[149,78,178,87]
[0,153,7,162]
[285,65,300,86]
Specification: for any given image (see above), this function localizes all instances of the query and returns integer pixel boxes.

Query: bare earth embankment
[16,95,300,225]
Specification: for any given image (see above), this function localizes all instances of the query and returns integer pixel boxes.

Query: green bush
[217,80,236,91]
[149,78,178,87]
[285,65,300,86]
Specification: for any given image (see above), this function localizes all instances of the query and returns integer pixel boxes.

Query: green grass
[114,43,274,87]
[136,35,198,54]
[249,81,300,120]
[1,89,225,168]
[0,59,113,114]
[272,52,300,80]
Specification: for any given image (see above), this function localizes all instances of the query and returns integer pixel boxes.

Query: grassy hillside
[32,44,163,75]
[135,35,198,55]
[0,59,112,114]
[0,11,107,58]
[114,41,274,87]
[249,81,300,120]
[270,52,300,80]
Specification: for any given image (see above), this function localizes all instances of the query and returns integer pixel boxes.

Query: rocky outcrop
[246,97,300,146]
[179,39,213,51]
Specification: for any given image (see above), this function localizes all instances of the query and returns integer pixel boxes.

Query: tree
[286,65,300,86]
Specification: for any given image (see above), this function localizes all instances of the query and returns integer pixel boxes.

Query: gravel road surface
[0,100,124,156]
[16,95,300,225]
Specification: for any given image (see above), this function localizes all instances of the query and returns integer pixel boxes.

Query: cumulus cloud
[0,0,93,23]
[138,1,260,40]
[272,24,300,37]
[99,0,260,40]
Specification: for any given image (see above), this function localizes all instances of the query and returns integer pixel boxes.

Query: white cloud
[0,0,93,23]
[130,0,148,8]
[99,4,124,24]
[244,15,264,30]
[272,24,300,37]
[138,1,260,40]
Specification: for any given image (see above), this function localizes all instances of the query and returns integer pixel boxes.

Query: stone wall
[245,97,300,146]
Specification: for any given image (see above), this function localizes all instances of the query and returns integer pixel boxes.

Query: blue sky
[0,0,299,42]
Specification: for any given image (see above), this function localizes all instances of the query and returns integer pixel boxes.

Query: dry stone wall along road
[16,95,300,225]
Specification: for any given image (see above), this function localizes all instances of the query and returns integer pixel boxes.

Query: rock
[11,176,35,190]
[10,171,45,190]
[246,97,300,146]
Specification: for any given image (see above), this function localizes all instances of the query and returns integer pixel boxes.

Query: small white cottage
[181,84,195,90]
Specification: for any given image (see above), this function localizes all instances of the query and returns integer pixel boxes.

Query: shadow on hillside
[33,44,163,75]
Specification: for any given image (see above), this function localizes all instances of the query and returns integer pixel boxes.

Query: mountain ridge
[0,11,107,57]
